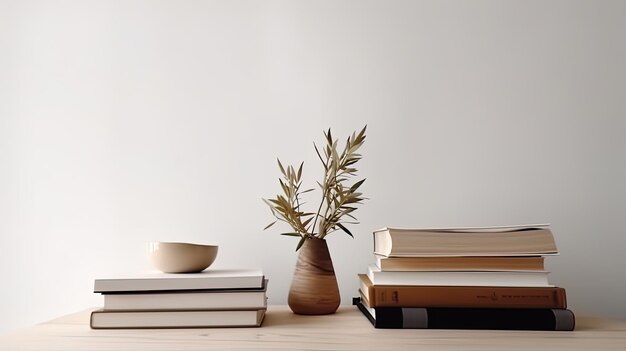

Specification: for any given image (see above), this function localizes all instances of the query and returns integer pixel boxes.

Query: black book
[353,297,575,331]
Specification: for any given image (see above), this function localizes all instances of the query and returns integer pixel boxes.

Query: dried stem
[263,126,367,250]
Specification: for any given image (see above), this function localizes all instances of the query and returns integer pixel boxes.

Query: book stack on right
[355,224,575,331]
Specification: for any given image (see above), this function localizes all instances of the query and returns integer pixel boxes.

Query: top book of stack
[94,269,265,293]
[373,224,557,257]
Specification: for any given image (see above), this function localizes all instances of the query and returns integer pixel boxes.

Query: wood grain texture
[1,306,626,350]
[288,238,340,314]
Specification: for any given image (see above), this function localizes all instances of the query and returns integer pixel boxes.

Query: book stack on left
[355,224,576,331]
[91,269,267,329]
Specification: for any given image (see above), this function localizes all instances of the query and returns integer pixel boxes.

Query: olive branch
[263,126,367,251]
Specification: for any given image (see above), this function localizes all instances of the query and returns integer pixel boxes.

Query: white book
[103,280,268,310]
[366,264,552,287]
[90,309,266,329]
[94,269,264,293]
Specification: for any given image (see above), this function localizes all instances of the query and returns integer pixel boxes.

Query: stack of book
[355,224,575,331]
[91,269,267,329]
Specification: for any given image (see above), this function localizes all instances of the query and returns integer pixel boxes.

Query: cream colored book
[375,256,545,271]
[366,264,552,287]
[103,280,268,310]
[373,224,557,257]
[90,309,266,329]
[94,269,264,293]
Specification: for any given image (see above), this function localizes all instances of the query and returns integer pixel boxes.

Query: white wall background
[1,0,625,333]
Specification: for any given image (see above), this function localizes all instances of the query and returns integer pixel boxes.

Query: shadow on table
[262,308,357,327]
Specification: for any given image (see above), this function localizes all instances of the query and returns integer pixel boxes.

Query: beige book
[374,224,557,257]
[376,256,545,271]
[367,264,552,287]
[90,309,266,329]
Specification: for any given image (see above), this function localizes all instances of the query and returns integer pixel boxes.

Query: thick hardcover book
[376,256,545,271]
[367,265,551,287]
[359,274,567,308]
[374,224,557,257]
[103,280,268,310]
[353,297,575,331]
[94,269,264,293]
[90,309,266,329]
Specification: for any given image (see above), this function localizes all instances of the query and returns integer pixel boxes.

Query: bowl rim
[150,241,218,249]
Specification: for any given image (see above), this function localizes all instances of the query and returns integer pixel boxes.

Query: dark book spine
[353,298,575,331]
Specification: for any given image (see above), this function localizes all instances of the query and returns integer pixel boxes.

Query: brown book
[373,224,557,257]
[358,274,567,308]
[376,256,545,271]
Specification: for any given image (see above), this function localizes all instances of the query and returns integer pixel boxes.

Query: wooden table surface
[1,306,626,350]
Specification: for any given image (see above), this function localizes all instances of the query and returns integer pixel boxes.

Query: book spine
[367,285,567,309]
[353,298,575,331]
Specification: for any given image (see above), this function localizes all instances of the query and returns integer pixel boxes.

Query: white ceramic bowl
[149,242,218,273]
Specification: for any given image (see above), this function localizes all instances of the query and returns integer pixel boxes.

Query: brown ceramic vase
[288,238,340,315]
